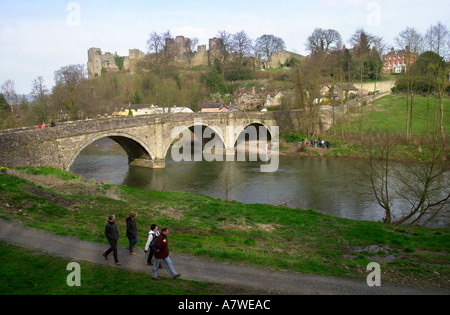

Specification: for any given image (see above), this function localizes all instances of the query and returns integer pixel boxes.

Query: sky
[0,0,449,94]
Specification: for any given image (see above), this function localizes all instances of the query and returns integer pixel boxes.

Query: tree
[427,53,449,142]
[255,34,286,60]
[395,26,424,56]
[147,31,164,54]
[232,31,254,60]
[394,27,424,140]
[0,80,19,129]
[53,64,87,120]
[424,22,450,59]
[215,30,234,64]
[360,133,449,226]
[306,28,342,54]
[349,29,384,81]
[31,76,51,124]
[0,79,18,111]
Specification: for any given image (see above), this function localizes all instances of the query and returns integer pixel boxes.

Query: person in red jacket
[151,227,181,280]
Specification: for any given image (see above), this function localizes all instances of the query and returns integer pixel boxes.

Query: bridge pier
[129,158,166,169]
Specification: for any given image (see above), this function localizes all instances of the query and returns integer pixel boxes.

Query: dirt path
[0,219,447,295]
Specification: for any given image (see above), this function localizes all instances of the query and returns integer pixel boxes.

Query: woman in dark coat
[126,211,138,255]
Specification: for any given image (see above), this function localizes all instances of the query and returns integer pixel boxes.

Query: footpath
[0,219,447,295]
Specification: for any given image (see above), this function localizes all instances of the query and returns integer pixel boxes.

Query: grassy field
[0,242,236,295]
[0,167,449,292]
[330,94,450,137]
[279,94,450,161]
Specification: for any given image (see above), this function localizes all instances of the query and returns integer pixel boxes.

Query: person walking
[103,214,121,266]
[151,227,181,280]
[144,224,162,268]
[126,211,138,255]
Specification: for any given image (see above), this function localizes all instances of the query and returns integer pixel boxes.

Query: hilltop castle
[88,48,145,78]
[88,35,303,78]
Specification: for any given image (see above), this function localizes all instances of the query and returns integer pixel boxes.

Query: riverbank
[278,94,450,162]
[0,167,448,292]
[1,220,446,295]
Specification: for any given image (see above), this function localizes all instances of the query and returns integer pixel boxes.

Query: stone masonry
[0,113,280,171]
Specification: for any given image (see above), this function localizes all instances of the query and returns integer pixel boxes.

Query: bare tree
[395,28,423,141]
[232,30,254,60]
[395,26,424,55]
[31,76,49,104]
[427,54,449,142]
[306,28,342,54]
[30,76,51,123]
[53,64,87,120]
[425,22,450,59]
[0,79,19,110]
[147,31,164,54]
[255,34,286,60]
[360,133,449,226]
[216,30,233,63]
[190,37,199,52]
[349,28,384,54]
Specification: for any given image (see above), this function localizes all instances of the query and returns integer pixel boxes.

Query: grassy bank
[280,94,450,162]
[0,242,237,295]
[0,167,449,290]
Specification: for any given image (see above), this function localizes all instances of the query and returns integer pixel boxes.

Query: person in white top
[145,224,162,268]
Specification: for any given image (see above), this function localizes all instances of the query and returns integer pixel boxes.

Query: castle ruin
[88,48,145,78]
[88,35,302,79]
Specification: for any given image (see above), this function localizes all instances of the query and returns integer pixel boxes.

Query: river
[70,138,449,228]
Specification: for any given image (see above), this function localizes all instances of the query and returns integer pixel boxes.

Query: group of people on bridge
[38,121,56,129]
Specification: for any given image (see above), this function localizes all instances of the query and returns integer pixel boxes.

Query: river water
[70,138,449,228]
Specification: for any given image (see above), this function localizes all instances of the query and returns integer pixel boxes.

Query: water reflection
[70,138,448,228]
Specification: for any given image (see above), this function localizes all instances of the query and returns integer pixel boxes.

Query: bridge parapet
[0,112,282,171]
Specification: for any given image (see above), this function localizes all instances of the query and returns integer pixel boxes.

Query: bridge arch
[162,123,226,160]
[67,132,156,171]
[233,122,273,148]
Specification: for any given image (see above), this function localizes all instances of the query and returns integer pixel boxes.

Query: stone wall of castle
[87,48,145,78]
[88,36,302,78]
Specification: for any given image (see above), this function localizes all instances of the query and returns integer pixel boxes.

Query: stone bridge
[0,112,284,171]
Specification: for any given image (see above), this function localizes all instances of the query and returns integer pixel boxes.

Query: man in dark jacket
[103,215,121,266]
[151,227,181,280]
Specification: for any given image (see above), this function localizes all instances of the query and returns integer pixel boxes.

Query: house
[113,104,193,116]
[318,83,358,101]
[266,92,284,107]
[201,103,223,113]
[334,83,358,99]
[223,104,240,112]
[382,47,417,74]
[320,84,332,97]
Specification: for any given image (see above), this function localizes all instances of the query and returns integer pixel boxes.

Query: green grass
[0,242,225,295]
[0,167,449,290]
[330,94,450,137]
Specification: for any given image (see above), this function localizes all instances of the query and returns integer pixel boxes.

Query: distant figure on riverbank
[50,121,56,127]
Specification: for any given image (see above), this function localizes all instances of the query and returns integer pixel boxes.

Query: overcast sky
[1,0,449,94]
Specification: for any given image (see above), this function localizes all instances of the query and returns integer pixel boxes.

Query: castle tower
[208,37,224,65]
[88,48,103,78]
